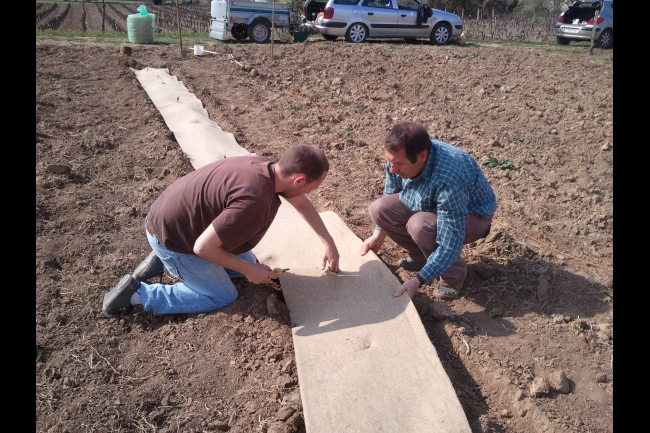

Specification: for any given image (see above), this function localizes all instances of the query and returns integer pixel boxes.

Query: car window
[396,0,419,10]
[573,1,601,9]
[333,0,361,4]
[361,0,393,8]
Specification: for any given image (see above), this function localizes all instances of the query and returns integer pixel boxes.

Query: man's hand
[245,263,277,284]
[393,277,420,299]
[285,195,341,273]
[360,229,387,256]
[322,242,340,273]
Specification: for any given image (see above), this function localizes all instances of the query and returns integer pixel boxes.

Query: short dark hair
[384,122,431,163]
[278,143,329,182]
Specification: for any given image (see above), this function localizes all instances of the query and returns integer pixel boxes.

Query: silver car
[308,0,463,44]
[554,0,613,48]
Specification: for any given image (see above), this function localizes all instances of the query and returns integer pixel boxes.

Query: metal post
[271,0,275,60]
[175,0,185,57]
[589,10,599,55]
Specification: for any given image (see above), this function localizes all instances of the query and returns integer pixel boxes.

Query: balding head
[277,143,329,182]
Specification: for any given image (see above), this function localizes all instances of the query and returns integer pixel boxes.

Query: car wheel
[556,36,571,45]
[430,23,451,45]
[322,34,338,41]
[596,29,613,49]
[345,23,368,43]
[248,20,271,44]
[231,24,248,40]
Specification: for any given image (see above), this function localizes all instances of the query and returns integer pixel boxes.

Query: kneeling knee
[212,291,238,310]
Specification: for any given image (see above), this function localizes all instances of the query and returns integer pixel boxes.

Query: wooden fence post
[271,0,275,61]
[175,0,185,57]
[589,10,599,55]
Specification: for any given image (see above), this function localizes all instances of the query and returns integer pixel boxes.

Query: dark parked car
[554,0,613,48]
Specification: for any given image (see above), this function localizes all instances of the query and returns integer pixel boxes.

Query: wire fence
[148,5,211,33]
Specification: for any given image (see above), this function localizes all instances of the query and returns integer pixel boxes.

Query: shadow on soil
[389,254,610,432]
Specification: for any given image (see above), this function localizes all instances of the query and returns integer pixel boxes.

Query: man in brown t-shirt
[102,144,340,317]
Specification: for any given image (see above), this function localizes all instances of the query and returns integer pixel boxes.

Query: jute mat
[253,202,471,433]
[131,67,248,169]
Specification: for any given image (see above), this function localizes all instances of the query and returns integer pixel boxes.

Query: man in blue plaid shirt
[360,123,496,300]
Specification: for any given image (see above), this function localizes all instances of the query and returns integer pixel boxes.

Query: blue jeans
[139,222,256,314]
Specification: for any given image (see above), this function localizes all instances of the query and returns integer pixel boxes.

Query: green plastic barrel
[127,7,155,44]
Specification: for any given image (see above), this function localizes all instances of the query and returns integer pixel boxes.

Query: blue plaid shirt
[380,140,497,283]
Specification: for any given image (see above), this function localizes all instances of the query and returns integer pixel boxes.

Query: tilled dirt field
[36,37,613,433]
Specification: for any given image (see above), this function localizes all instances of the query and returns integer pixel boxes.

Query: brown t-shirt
[147,155,281,255]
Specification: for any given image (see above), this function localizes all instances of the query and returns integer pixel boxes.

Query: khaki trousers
[369,194,492,288]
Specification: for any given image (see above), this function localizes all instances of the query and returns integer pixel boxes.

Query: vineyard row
[38,3,71,30]
[36,3,58,25]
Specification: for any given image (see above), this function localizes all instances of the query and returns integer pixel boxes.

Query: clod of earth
[537,279,551,303]
[46,164,71,174]
[275,405,296,421]
[429,301,454,320]
[267,293,281,316]
[593,323,613,341]
[530,377,551,398]
[488,307,504,318]
[548,370,571,394]
[514,390,526,402]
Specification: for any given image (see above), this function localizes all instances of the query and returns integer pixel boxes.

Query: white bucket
[194,45,204,55]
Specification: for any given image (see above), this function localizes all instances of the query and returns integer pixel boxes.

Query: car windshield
[570,1,601,9]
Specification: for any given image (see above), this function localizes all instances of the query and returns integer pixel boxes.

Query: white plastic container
[210,0,228,19]
[194,45,204,55]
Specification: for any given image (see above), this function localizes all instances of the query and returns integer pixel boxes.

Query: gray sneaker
[398,256,426,271]
[102,275,141,318]
[132,251,165,282]
[431,284,460,300]
[432,273,467,300]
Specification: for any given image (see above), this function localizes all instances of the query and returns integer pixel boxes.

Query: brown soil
[36,37,613,433]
